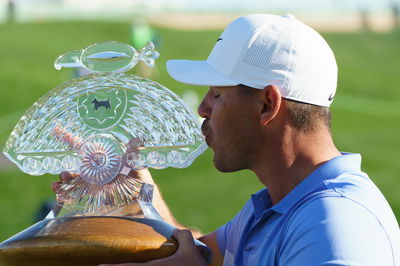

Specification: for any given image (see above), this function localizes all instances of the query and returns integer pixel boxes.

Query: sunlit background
[0,0,399,241]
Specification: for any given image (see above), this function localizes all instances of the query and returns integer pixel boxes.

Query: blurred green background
[0,20,399,241]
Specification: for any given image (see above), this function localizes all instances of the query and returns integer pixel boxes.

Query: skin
[200,86,264,173]
[54,85,341,266]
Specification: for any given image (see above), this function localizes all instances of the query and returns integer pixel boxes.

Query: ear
[259,85,282,126]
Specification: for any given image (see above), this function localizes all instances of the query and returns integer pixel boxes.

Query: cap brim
[166,60,240,87]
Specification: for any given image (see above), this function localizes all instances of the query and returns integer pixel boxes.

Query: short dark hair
[285,98,332,132]
[237,84,332,132]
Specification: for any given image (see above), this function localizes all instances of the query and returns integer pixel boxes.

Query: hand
[51,171,79,194]
[125,168,155,185]
[51,168,153,194]
[98,229,208,266]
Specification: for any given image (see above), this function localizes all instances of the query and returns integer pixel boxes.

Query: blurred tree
[129,18,161,78]
[6,0,16,23]
[359,7,371,31]
[130,19,157,50]
[390,1,400,30]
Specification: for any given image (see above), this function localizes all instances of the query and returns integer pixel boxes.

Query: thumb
[173,229,196,250]
[173,230,208,265]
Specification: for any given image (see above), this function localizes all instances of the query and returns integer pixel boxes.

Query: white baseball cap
[166,14,338,107]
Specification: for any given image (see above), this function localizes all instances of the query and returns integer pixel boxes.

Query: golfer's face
[198,86,262,172]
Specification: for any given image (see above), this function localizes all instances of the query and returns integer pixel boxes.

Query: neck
[253,126,341,205]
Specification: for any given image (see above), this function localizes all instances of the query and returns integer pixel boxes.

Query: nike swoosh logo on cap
[328,93,335,101]
[216,38,223,42]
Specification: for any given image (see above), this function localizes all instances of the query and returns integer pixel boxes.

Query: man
[95,14,400,265]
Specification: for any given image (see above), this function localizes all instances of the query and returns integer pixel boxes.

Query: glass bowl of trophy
[0,41,210,266]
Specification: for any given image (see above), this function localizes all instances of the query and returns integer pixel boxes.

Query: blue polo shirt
[216,153,400,265]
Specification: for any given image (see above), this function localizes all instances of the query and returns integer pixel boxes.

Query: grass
[0,21,399,240]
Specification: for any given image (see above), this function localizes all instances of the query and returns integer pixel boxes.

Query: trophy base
[0,216,178,266]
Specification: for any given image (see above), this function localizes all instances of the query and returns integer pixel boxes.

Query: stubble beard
[213,154,244,172]
[204,114,262,173]
[212,133,259,173]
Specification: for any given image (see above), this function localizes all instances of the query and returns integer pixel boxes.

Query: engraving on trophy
[77,89,127,129]
[92,98,111,110]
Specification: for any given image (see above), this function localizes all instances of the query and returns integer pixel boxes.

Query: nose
[198,90,212,119]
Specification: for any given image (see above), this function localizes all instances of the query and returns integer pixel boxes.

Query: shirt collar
[271,153,362,214]
[250,153,362,217]
[251,189,271,219]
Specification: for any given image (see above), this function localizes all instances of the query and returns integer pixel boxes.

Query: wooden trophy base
[0,216,178,266]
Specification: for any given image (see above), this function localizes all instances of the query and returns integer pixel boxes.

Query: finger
[172,230,208,265]
[126,147,135,154]
[60,171,79,182]
[51,181,62,193]
[128,137,144,149]
[173,229,196,251]
[127,168,153,183]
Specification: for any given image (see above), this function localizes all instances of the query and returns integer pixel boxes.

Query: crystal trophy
[0,41,210,266]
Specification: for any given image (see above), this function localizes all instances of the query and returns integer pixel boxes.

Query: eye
[213,92,220,98]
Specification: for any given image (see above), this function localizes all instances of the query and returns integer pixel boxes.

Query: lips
[201,120,211,146]
[204,135,211,146]
[201,120,209,136]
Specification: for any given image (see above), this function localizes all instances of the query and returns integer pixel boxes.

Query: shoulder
[286,195,388,237]
[278,195,397,266]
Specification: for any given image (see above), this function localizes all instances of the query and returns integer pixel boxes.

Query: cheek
[224,110,260,138]
[209,103,227,128]
[210,97,259,136]
[211,107,240,135]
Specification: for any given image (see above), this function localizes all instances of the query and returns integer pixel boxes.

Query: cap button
[283,14,295,19]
